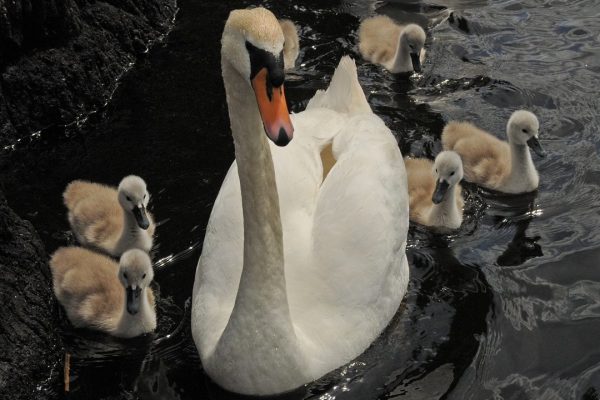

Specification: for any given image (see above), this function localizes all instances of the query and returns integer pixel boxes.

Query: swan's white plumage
[192,10,409,394]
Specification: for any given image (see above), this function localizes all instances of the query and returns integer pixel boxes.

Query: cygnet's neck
[390,33,412,73]
[429,184,462,229]
[116,288,154,337]
[115,211,143,254]
[504,142,539,193]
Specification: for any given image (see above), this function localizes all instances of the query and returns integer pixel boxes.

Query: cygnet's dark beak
[410,52,422,73]
[526,136,547,158]
[132,206,150,230]
[126,286,142,315]
[432,180,449,204]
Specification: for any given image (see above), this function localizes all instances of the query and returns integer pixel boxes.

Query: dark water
[2,0,600,398]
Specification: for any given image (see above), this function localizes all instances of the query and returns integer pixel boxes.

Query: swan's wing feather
[300,114,408,365]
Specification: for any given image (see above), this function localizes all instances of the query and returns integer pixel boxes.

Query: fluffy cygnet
[442,110,546,194]
[279,19,299,70]
[405,151,464,230]
[50,247,156,338]
[63,175,155,257]
[358,15,426,73]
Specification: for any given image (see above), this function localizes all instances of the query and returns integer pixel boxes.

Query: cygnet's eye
[409,44,414,50]
[142,273,146,279]
[435,168,438,173]
[144,193,147,199]
[522,128,528,133]
[450,171,455,176]
[126,196,132,201]
[123,272,128,280]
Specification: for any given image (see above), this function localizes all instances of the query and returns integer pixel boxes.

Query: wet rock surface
[0,0,177,398]
[0,191,62,399]
[0,0,177,147]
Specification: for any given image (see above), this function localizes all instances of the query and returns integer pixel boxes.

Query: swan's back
[442,121,510,188]
[358,15,402,66]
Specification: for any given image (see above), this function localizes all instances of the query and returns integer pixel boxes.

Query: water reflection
[485,192,545,266]
[1,0,600,397]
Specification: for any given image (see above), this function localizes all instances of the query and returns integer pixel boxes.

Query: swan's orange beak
[251,68,294,146]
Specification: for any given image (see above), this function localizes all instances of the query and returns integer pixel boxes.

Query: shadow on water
[1,0,600,398]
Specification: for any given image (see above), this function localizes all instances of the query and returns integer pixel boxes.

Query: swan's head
[401,24,426,73]
[222,7,293,146]
[432,151,463,204]
[507,110,546,157]
[118,249,154,315]
[118,175,151,230]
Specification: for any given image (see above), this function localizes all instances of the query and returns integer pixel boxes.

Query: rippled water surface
[2,0,600,398]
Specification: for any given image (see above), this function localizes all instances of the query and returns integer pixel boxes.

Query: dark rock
[0,190,63,399]
[0,0,177,147]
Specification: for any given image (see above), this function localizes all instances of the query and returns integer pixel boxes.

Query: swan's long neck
[429,184,461,228]
[505,142,539,192]
[217,60,305,375]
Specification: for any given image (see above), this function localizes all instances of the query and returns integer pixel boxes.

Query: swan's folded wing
[301,114,409,364]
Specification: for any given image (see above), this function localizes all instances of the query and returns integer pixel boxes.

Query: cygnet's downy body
[279,19,299,70]
[442,110,546,194]
[405,151,464,230]
[63,175,155,256]
[358,15,426,73]
[50,247,156,338]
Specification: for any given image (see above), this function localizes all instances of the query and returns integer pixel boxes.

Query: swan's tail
[306,56,371,114]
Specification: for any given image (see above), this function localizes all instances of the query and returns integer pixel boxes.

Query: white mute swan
[192,7,409,396]
[50,247,156,338]
[63,175,155,256]
[442,110,546,194]
[405,151,464,230]
[358,15,426,73]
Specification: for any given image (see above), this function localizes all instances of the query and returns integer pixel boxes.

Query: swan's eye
[126,196,132,201]
[409,44,414,50]
[123,272,128,280]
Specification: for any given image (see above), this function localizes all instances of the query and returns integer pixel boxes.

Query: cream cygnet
[63,175,155,256]
[405,151,464,230]
[442,110,546,194]
[358,15,426,73]
[50,247,156,338]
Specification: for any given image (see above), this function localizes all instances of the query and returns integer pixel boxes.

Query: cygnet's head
[221,7,293,146]
[118,249,154,315]
[506,110,546,157]
[432,151,463,204]
[118,175,151,230]
[401,24,426,72]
